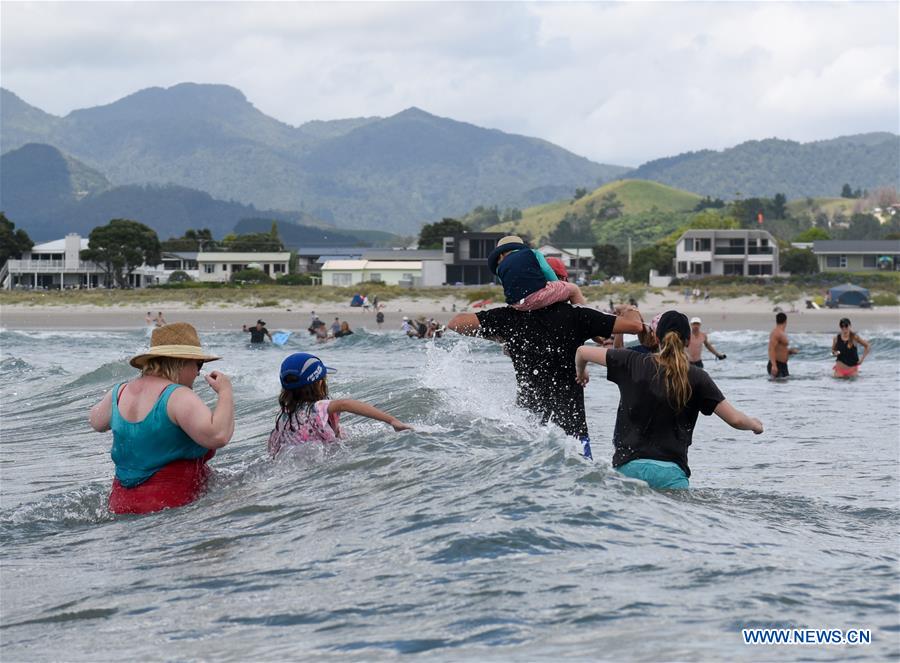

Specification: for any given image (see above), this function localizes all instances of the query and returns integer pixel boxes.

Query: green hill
[628,134,899,200]
[487,179,701,242]
[785,197,860,219]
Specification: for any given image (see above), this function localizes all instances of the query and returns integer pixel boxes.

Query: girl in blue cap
[267,352,412,457]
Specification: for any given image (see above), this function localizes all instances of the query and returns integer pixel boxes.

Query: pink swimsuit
[267,400,343,457]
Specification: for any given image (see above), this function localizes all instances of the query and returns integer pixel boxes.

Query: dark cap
[257,319,266,325]
[655,310,691,344]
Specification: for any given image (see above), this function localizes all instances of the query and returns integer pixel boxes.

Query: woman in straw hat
[89,323,234,514]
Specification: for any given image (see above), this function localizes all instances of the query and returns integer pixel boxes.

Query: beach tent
[827,283,870,308]
[349,293,364,307]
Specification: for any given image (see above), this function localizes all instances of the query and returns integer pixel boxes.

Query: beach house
[811,240,900,272]
[673,229,779,278]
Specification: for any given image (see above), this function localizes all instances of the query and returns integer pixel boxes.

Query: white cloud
[1,1,897,166]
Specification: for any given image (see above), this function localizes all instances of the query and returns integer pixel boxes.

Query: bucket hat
[130,322,221,368]
[487,235,530,274]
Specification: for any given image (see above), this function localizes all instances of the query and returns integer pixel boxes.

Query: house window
[332,273,352,286]
[862,255,876,268]
[221,264,227,272]
[677,261,688,273]
[204,264,215,274]
[723,262,744,276]
[470,239,495,260]
[444,240,455,254]
[273,263,285,273]
[231,264,245,273]
[697,238,711,251]
[748,264,773,276]
[684,238,694,251]
[367,273,382,282]
[402,273,414,281]
[840,255,847,268]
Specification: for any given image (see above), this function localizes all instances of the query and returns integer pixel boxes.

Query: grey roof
[294,247,366,257]
[812,240,900,254]
[162,251,198,259]
[362,249,443,260]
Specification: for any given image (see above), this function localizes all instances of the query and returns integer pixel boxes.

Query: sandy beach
[2,291,898,333]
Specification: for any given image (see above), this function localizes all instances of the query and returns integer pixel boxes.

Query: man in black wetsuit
[448,302,642,459]
[242,319,272,344]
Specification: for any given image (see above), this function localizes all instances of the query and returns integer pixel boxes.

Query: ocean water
[1,323,899,661]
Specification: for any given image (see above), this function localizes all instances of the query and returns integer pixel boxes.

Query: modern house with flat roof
[811,240,900,272]
[196,252,291,282]
[442,232,505,285]
[321,250,445,287]
[1,233,165,289]
[674,229,779,278]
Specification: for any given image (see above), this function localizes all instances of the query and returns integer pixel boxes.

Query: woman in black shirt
[831,318,870,378]
[575,310,763,489]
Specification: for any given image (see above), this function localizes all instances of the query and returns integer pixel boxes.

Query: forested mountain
[628,134,899,199]
[0,84,626,233]
[234,218,399,248]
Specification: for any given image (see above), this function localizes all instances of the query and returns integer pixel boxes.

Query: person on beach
[448,301,643,459]
[242,319,272,344]
[155,311,167,327]
[488,235,587,311]
[767,312,798,379]
[145,312,154,326]
[575,310,763,489]
[832,317,870,378]
[401,316,416,337]
[267,352,412,457]
[614,310,660,354]
[88,323,234,514]
[687,317,726,368]
[376,311,385,328]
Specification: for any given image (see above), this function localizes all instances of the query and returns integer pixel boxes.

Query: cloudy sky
[2,1,897,166]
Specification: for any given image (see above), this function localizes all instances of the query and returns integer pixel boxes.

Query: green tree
[844,213,883,240]
[222,230,284,252]
[592,244,625,276]
[574,187,588,200]
[550,212,594,244]
[596,192,624,221]
[81,219,161,287]
[781,249,819,275]
[161,228,216,252]
[772,193,787,220]
[0,212,34,265]
[628,244,675,283]
[418,218,467,249]
[793,227,830,242]
[841,183,854,199]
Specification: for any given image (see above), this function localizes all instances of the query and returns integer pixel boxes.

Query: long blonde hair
[656,331,692,412]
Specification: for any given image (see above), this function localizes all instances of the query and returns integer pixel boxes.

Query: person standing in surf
[575,310,763,489]
[89,323,234,514]
[831,317,870,378]
[447,295,643,460]
[686,317,726,368]
[767,312,798,379]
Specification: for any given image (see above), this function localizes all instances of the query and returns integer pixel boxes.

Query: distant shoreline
[2,296,898,334]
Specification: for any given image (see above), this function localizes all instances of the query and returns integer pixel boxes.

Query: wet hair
[655,330,692,412]
[776,312,787,324]
[277,377,329,430]
[142,357,189,382]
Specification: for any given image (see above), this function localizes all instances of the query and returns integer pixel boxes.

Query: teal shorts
[616,459,690,489]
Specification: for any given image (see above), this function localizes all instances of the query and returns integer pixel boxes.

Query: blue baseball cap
[279,352,335,389]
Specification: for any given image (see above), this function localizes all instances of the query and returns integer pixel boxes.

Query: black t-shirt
[475,303,616,439]
[606,349,724,476]
[248,326,269,343]
[834,335,859,366]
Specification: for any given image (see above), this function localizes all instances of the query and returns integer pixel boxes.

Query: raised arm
[168,372,235,449]
[714,400,763,434]
[532,250,559,282]
[328,399,412,431]
[89,389,113,432]
[611,309,644,335]
[447,313,482,337]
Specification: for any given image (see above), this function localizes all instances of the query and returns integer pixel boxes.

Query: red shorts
[512,281,572,312]
[833,364,859,378]
[109,450,215,515]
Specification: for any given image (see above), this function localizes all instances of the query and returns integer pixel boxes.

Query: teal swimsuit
[110,383,208,487]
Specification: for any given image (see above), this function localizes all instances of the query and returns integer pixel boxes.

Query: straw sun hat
[130,322,221,369]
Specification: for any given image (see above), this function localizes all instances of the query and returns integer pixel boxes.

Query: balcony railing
[5,260,104,272]
[749,247,774,255]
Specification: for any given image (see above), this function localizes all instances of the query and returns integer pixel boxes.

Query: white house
[538,245,595,277]
[196,252,291,282]
[2,233,165,290]
[321,260,423,287]
[674,229,779,278]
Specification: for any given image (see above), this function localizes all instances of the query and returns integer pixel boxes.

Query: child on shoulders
[487,235,586,311]
[267,352,412,457]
